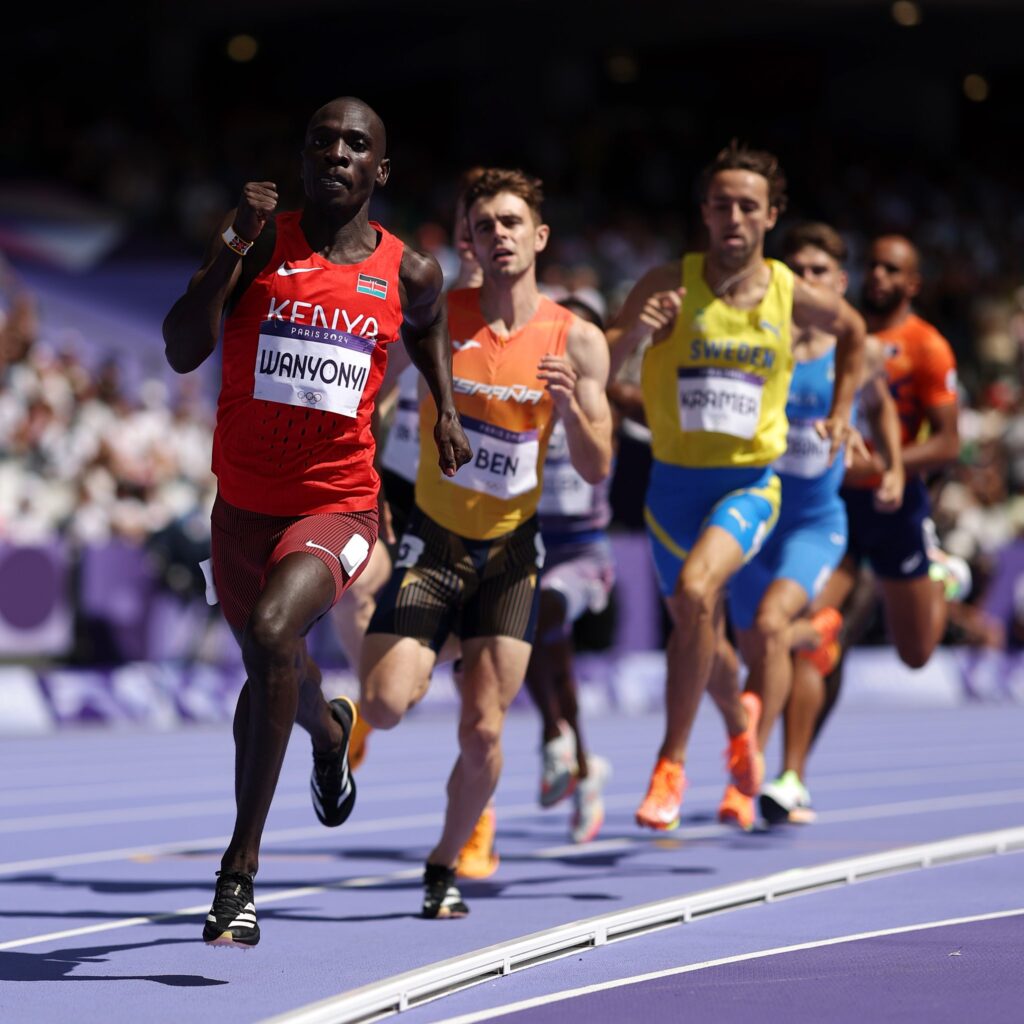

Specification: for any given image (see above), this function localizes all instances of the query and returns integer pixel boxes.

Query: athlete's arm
[605,261,683,379]
[792,277,866,459]
[163,182,278,374]
[538,319,613,484]
[398,248,471,477]
[902,401,959,476]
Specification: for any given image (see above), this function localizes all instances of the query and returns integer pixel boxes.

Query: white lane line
[0,867,423,951]
[257,829,1024,1024]
[430,907,1024,1024]
[3,785,1024,875]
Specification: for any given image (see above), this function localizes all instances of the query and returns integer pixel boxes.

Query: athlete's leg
[332,540,393,668]
[222,552,336,875]
[878,574,947,669]
[703,607,745,736]
[740,578,811,751]
[659,525,746,763]
[428,634,532,867]
[359,632,438,729]
[523,590,571,747]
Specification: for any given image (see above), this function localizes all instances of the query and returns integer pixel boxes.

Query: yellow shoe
[456,805,499,879]
[349,705,372,772]
[635,757,685,831]
[718,783,755,831]
[726,692,764,798]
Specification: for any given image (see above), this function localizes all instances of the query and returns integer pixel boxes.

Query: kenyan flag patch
[356,274,389,300]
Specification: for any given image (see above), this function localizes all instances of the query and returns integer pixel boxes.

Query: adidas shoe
[422,863,469,919]
[635,757,685,831]
[203,870,259,947]
[570,755,611,844]
[759,770,815,825]
[311,696,358,828]
[539,721,578,808]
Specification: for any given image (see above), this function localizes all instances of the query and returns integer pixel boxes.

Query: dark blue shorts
[840,476,935,581]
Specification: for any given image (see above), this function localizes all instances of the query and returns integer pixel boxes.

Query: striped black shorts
[367,506,544,652]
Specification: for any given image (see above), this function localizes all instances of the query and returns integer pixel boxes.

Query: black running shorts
[367,506,544,652]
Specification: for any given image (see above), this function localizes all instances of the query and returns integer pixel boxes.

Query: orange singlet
[415,289,574,540]
[852,312,958,490]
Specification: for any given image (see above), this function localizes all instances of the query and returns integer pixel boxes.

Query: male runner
[760,234,965,823]
[162,96,471,946]
[607,142,866,831]
[330,168,485,763]
[724,222,904,829]
[523,294,615,843]
[360,168,613,917]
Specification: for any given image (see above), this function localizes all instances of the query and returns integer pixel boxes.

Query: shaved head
[872,235,919,274]
[863,234,921,318]
[308,96,387,154]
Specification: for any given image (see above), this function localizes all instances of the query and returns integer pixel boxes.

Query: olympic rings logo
[295,389,324,404]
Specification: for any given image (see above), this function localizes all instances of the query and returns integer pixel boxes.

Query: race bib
[445,414,539,500]
[253,319,375,418]
[677,368,763,439]
[775,419,833,479]
[538,424,592,516]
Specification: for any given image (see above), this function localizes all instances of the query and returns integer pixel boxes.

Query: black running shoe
[422,862,469,919]
[311,697,358,828]
[203,870,259,947]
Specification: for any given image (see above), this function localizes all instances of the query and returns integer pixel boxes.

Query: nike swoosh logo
[900,553,923,573]
[277,264,322,276]
[452,340,482,351]
[305,539,341,562]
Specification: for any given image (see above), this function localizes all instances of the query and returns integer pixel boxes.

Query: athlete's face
[467,192,549,281]
[701,171,778,265]
[786,245,848,296]
[862,237,920,315]
[301,100,389,211]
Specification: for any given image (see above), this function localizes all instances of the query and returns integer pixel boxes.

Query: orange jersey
[416,289,573,540]
[850,313,958,490]
[879,313,958,446]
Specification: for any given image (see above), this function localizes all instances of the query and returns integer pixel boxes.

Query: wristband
[222,225,254,256]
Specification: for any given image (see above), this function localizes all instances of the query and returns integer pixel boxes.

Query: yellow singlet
[641,253,795,468]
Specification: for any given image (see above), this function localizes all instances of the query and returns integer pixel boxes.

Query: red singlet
[213,210,405,516]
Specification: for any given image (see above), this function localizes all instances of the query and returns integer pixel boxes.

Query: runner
[360,167,613,917]
[607,142,866,831]
[725,222,904,830]
[761,234,967,823]
[331,169,485,767]
[162,96,471,946]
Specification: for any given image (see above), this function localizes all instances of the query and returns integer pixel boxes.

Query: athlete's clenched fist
[233,182,278,242]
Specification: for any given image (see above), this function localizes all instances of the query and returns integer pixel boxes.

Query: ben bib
[416,289,573,540]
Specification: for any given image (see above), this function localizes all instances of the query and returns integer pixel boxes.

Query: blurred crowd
[3,136,1024,652]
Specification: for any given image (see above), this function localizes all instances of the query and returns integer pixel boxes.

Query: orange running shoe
[456,804,499,879]
[718,783,755,831]
[795,607,843,676]
[635,757,685,831]
[726,692,764,798]
[349,705,372,772]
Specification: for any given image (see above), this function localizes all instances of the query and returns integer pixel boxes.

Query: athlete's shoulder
[904,314,956,362]
[398,245,443,307]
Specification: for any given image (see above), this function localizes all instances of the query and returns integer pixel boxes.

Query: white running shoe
[570,756,611,843]
[928,548,972,602]
[759,770,814,825]
[539,721,578,808]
